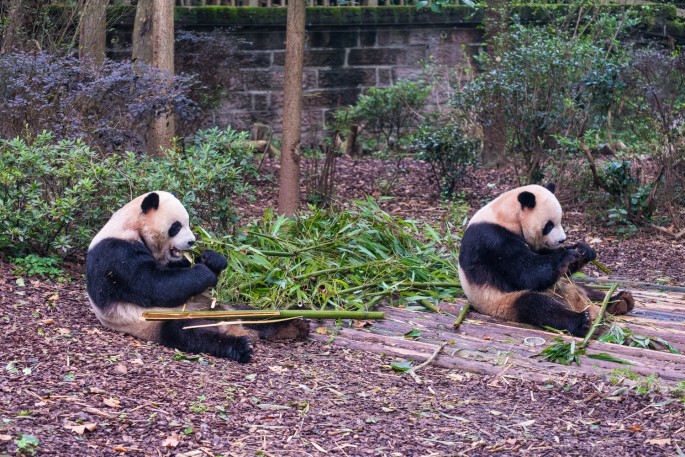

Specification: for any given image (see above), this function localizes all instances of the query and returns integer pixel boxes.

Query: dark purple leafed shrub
[0,52,200,153]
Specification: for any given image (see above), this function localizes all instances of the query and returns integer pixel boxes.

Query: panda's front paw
[197,250,228,276]
[570,242,596,263]
[558,249,581,275]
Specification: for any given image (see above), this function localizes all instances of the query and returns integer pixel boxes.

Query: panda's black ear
[545,183,556,194]
[141,192,160,214]
[518,191,536,209]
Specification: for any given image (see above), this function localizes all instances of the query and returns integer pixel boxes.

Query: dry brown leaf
[161,434,181,448]
[88,387,106,394]
[112,446,128,452]
[352,320,372,328]
[114,364,128,374]
[65,422,97,435]
[56,328,71,335]
[42,318,54,325]
[315,327,329,335]
[103,397,121,408]
[0,435,12,441]
[627,425,642,432]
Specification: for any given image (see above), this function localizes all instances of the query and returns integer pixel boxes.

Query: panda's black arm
[460,223,575,292]
[87,238,218,309]
[127,258,218,308]
[167,257,192,269]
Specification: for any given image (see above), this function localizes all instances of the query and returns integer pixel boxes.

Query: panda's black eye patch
[543,221,555,235]
[168,221,182,238]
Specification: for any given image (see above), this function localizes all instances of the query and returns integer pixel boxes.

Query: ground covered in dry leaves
[2,158,685,456]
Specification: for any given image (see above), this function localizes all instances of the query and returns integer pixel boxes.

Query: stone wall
[208,25,482,135]
[106,4,681,136]
[109,6,484,136]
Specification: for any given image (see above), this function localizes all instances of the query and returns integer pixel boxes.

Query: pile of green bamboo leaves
[199,198,463,311]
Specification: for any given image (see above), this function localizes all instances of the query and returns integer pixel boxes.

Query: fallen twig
[406,341,450,384]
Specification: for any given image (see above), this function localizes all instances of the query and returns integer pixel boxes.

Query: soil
[2,157,684,456]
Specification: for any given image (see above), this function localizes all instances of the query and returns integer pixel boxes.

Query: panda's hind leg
[159,320,256,363]
[245,319,310,342]
[556,280,635,320]
[512,291,591,337]
[579,284,635,315]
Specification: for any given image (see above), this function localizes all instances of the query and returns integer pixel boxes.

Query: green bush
[138,127,258,232]
[0,127,255,258]
[459,13,635,183]
[413,124,480,200]
[334,80,430,154]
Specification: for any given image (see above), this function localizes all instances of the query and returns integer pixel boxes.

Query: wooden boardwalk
[311,284,685,385]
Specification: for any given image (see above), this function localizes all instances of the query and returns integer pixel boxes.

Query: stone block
[377,29,412,46]
[273,49,346,67]
[307,30,359,49]
[359,30,377,47]
[319,68,377,88]
[304,88,362,108]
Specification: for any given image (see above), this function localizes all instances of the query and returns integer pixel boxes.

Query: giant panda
[86,191,308,363]
[458,183,634,336]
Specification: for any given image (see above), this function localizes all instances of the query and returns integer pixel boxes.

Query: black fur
[168,221,182,237]
[86,238,221,311]
[141,192,160,214]
[159,320,254,363]
[517,191,536,209]
[545,183,556,194]
[511,292,590,337]
[459,222,588,292]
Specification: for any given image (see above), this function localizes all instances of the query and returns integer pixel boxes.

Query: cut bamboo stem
[143,309,385,321]
[452,302,471,329]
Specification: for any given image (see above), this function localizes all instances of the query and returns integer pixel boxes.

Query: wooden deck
[311,284,685,385]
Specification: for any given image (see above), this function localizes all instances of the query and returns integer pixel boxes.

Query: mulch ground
[2,157,685,456]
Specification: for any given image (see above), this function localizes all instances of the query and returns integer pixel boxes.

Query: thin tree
[132,0,175,155]
[78,0,108,66]
[277,0,306,217]
[0,0,35,53]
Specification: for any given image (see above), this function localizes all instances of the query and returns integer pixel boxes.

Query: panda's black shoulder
[460,222,528,255]
[88,238,151,263]
[86,238,154,279]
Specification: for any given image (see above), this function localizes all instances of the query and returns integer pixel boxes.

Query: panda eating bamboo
[458,183,634,336]
[86,191,308,363]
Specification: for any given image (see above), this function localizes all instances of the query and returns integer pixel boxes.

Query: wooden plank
[312,285,685,385]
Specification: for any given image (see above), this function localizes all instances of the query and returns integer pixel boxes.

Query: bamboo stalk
[452,302,471,329]
[591,259,612,275]
[143,310,385,321]
[581,283,619,347]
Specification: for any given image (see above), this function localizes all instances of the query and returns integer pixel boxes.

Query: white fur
[90,191,195,265]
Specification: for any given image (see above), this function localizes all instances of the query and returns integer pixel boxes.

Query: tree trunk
[78,0,108,66]
[480,0,507,168]
[277,0,306,217]
[1,0,34,54]
[132,0,175,155]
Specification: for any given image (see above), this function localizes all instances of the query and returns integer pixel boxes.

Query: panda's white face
[519,186,566,251]
[141,192,196,265]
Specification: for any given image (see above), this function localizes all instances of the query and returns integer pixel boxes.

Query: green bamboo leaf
[586,353,634,365]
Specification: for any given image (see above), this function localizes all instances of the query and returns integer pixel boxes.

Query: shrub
[0,127,256,258]
[413,124,480,200]
[0,52,199,153]
[333,80,430,154]
[137,127,258,232]
[459,12,635,183]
